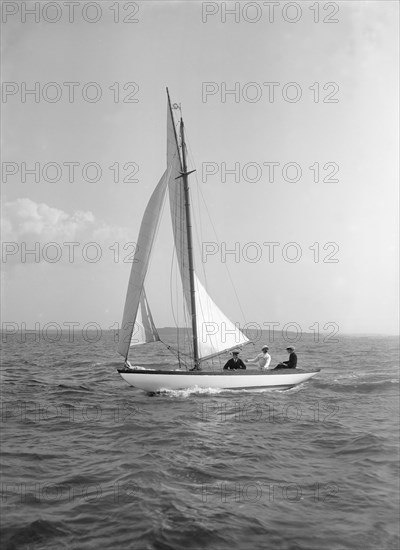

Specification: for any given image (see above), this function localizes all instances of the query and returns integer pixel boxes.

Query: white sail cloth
[129,289,159,347]
[194,274,249,360]
[167,107,193,320]
[117,169,168,359]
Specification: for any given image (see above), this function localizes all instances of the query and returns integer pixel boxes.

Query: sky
[1,0,399,336]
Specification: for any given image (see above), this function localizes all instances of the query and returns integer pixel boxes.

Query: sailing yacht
[117,89,320,392]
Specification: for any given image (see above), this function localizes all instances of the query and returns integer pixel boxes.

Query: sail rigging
[118,89,249,365]
[116,90,320,391]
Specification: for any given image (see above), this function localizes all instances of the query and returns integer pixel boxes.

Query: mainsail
[166,95,249,363]
[167,101,192,320]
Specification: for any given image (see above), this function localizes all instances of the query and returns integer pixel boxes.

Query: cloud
[3,198,93,240]
[2,198,130,266]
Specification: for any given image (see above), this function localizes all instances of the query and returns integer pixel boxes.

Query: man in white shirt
[246,345,272,370]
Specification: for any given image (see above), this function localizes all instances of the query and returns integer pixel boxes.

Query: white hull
[118,368,320,393]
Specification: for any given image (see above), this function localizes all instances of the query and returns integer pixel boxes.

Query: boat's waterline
[117,368,320,392]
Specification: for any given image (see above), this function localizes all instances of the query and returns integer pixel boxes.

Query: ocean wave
[2,333,399,550]
[1,520,66,550]
[331,380,398,394]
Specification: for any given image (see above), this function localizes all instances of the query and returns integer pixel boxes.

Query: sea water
[1,330,399,550]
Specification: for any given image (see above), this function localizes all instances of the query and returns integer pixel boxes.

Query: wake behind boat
[116,89,320,392]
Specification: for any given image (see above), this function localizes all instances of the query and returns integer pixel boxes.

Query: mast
[180,118,200,369]
[166,88,199,369]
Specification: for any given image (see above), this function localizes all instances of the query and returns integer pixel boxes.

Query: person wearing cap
[274,347,298,369]
[223,349,246,370]
[246,345,271,370]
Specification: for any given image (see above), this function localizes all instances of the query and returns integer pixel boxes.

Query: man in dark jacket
[274,347,298,369]
[223,350,246,370]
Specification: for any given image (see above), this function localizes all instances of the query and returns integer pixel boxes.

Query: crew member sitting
[223,350,246,370]
[246,345,271,370]
[274,347,297,369]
